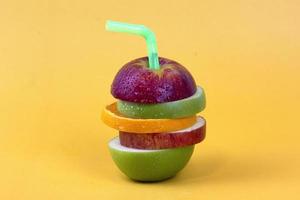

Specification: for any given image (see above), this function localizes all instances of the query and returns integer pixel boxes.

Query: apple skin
[117,87,206,119]
[109,137,194,182]
[119,117,206,149]
[111,57,197,104]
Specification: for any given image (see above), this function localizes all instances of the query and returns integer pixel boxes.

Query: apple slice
[117,86,205,119]
[111,57,197,104]
[119,116,206,149]
[109,137,194,182]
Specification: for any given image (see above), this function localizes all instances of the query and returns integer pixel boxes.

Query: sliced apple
[119,116,206,149]
[111,57,197,104]
[109,137,194,182]
[117,86,206,119]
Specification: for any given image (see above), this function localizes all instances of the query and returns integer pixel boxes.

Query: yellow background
[1,0,300,199]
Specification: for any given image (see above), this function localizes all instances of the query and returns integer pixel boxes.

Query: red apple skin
[119,117,206,150]
[111,57,197,104]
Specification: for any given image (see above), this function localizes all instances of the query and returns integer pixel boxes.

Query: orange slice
[101,102,197,133]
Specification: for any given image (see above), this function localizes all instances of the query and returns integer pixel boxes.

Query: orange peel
[101,102,197,133]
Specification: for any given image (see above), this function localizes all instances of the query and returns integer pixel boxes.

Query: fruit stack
[101,21,206,182]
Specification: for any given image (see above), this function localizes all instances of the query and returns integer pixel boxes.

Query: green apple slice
[117,86,206,119]
[108,137,194,182]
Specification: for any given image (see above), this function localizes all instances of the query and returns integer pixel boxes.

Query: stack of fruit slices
[102,21,206,182]
[102,57,206,182]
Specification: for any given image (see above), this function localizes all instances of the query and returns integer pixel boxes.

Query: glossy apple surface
[119,117,206,149]
[108,137,194,182]
[117,86,206,119]
[111,57,197,104]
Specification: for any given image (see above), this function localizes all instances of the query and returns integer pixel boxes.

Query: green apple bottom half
[103,21,206,182]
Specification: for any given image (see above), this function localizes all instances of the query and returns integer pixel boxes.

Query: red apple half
[119,116,206,150]
[111,57,197,104]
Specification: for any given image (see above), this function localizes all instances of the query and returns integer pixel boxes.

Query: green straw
[105,20,160,70]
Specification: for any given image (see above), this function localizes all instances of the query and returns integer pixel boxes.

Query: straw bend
[106,20,160,70]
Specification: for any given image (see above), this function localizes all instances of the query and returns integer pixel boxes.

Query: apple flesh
[109,137,194,182]
[111,57,197,104]
[117,86,206,119]
[119,117,206,149]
